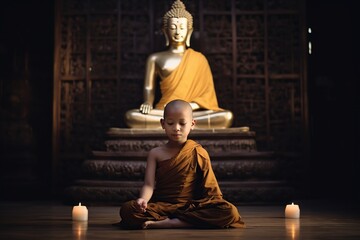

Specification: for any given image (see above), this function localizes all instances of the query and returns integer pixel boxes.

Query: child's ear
[191,119,196,130]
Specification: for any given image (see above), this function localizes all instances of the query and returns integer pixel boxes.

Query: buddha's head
[162,0,193,47]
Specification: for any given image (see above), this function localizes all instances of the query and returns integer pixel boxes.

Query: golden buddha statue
[125,0,233,129]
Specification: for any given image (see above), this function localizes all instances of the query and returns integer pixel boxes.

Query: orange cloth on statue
[155,48,222,111]
[119,140,245,229]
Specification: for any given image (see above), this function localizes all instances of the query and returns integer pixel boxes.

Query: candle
[285,202,300,219]
[72,202,88,221]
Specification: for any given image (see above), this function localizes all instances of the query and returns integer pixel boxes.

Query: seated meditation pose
[119,99,245,229]
[125,0,233,129]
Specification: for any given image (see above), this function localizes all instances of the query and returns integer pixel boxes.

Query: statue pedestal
[64,128,296,205]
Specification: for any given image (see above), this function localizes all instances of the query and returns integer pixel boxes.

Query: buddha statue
[125,0,233,129]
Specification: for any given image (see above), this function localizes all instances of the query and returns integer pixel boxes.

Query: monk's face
[167,17,188,44]
[161,103,195,143]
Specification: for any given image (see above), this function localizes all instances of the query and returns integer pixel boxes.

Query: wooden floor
[1,199,360,240]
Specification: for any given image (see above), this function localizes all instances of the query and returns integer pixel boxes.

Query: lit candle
[285,202,300,219]
[72,202,88,221]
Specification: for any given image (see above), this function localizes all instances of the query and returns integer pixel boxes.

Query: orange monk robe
[155,48,223,111]
[119,140,245,229]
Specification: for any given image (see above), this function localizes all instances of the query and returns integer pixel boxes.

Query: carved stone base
[81,151,284,180]
[64,128,296,205]
[104,127,257,154]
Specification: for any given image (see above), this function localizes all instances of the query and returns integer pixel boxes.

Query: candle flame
[79,202,81,206]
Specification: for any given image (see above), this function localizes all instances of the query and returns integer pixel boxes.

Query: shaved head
[163,99,193,119]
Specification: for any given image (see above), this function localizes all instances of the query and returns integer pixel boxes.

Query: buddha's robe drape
[119,140,245,229]
[155,48,222,111]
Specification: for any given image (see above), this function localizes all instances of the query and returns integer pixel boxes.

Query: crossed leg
[142,217,192,229]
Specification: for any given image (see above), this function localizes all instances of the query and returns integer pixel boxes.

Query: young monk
[119,99,245,229]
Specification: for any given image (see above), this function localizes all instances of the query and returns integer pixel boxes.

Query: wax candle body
[72,203,88,221]
[285,202,300,218]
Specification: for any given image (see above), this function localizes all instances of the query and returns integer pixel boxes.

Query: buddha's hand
[139,102,153,114]
[190,102,200,110]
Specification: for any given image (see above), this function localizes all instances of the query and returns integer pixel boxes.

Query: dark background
[306,1,359,200]
[0,0,359,201]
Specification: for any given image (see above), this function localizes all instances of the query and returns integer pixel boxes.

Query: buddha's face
[166,17,188,44]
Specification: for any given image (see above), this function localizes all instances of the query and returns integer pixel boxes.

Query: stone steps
[81,151,285,181]
[63,128,296,205]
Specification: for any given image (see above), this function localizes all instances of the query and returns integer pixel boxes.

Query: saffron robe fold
[155,48,222,111]
[119,140,245,229]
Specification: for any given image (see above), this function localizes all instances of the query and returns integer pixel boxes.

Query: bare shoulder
[148,146,163,157]
[148,145,176,162]
[147,51,168,61]
[147,145,165,160]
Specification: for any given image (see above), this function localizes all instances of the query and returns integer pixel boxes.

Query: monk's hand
[140,103,153,114]
[136,198,148,213]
